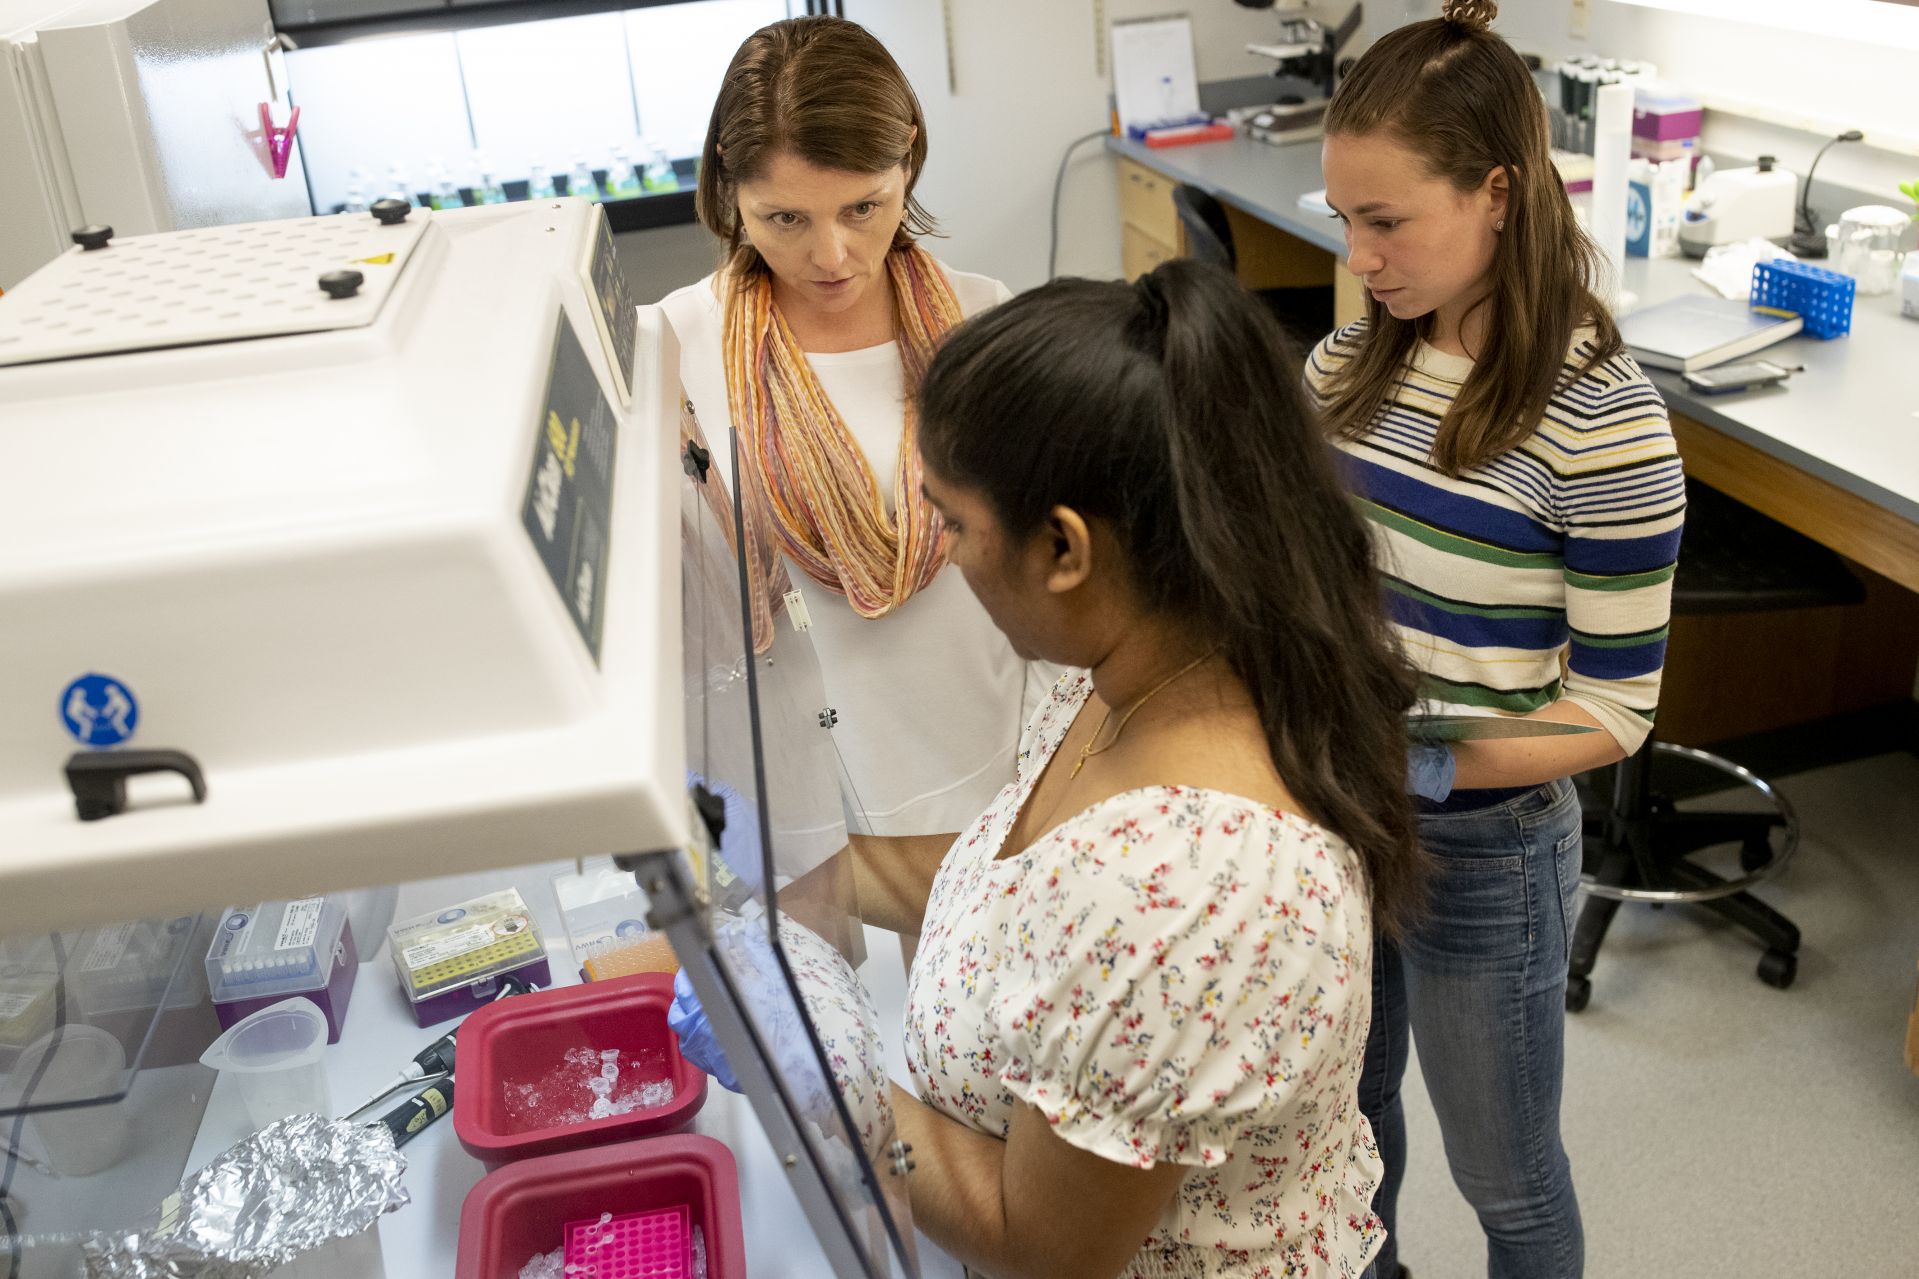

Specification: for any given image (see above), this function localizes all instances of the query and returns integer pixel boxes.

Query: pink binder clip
[259,102,301,179]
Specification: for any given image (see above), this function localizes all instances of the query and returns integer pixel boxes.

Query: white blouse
[904,673,1385,1278]
[659,264,1032,838]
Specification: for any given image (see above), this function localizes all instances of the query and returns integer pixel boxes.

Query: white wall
[618,2,1425,299]
[858,0,1374,291]
[1404,0,1919,204]
[614,0,1915,299]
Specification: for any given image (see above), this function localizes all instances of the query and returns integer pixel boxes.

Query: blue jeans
[1361,777,1586,1279]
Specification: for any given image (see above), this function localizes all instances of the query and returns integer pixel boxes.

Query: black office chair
[1171,184,1238,271]
[1170,184,1332,348]
[1565,479,1864,1011]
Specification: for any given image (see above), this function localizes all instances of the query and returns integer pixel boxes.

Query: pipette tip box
[206,898,358,1043]
[388,889,550,1027]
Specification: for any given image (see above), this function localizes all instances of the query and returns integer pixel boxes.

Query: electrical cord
[1049,129,1117,280]
[1792,129,1864,255]
[1,933,67,1279]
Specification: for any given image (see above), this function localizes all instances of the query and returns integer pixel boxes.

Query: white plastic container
[199,997,332,1130]
[552,858,655,969]
[9,1025,131,1175]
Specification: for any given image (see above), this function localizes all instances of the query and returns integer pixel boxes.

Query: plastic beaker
[9,1024,132,1175]
[1834,204,1910,295]
[199,996,331,1129]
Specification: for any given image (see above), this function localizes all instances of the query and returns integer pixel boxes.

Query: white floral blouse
[903,674,1385,1278]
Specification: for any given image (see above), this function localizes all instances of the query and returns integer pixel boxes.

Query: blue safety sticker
[59,673,139,747]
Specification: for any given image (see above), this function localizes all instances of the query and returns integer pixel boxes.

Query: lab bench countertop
[1108,133,1919,529]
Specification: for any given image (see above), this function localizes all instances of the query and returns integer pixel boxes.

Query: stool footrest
[1578,743,1799,903]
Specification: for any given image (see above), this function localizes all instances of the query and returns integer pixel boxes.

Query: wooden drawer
[1334,259,1367,327]
[1116,156,1180,247]
[1122,224,1177,281]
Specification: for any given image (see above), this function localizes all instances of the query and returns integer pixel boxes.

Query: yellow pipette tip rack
[389,889,545,1003]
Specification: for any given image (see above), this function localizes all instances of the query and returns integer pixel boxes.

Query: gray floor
[1392,751,1919,1278]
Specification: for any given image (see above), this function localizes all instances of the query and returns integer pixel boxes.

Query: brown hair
[919,261,1429,941]
[696,17,935,284]
[1319,0,1622,474]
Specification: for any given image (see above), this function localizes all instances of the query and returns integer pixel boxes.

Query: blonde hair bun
[1441,0,1497,31]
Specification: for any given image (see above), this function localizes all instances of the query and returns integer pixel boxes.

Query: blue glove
[664,910,889,1139]
[1407,743,1457,802]
[667,967,741,1092]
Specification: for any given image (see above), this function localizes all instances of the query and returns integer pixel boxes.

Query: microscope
[1234,0,1364,143]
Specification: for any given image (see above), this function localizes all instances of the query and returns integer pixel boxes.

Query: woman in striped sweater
[1307,3,1684,1277]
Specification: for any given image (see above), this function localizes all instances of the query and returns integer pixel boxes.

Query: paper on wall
[1111,15,1202,132]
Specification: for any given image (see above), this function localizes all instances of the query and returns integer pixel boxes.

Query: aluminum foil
[81,1114,408,1279]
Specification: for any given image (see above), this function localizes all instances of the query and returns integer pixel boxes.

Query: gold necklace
[1071,650,1218,780]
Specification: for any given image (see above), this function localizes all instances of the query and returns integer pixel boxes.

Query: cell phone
[1682,360,1796,394]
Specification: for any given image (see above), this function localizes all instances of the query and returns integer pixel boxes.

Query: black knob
[1757,154,1775,172]
[319,269,364,300]
[71,225,114,251]
[370,197,411,226]
[683,439,712,481]
[691,781,728,847]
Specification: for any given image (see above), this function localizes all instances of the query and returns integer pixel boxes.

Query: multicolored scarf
[722,246,964,619]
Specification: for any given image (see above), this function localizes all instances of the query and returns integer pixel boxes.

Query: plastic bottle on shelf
[343,167,370,214]
[527,163,558,202]
[473,154,507,206]
[384,163,420,208]
[568,158,602,203]
[641,143,678,194]
[427,162,464,210]
[604,145,641,200]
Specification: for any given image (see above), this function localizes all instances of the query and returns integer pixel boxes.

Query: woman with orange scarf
[658,16,1034,902]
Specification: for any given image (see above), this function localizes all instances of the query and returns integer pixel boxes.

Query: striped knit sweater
[1306,321,1685,754]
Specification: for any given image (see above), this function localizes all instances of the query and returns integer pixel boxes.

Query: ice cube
[520,1246,566,1279]
[589,1096,615,1120]
[692,1224,707,1279]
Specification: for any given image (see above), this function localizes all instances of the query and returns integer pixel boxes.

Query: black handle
[71,225,114,251]
[65,749,206,822]
[369,197,411,226]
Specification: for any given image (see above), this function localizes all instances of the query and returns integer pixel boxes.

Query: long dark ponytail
[918,259,1427,940]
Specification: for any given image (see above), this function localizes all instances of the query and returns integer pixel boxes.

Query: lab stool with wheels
[1565,479,1863,1013]
[1170,184,1332,349]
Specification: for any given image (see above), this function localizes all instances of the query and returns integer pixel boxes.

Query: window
[284,0,794,219]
